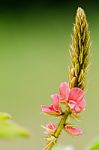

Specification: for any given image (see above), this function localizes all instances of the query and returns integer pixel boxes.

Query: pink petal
[51,94,60,112]
[41,104,61,116]
[68,100,81,113]
[41,105,54,113]
[69,88,84,102]
[41,105,50,112]
[68,100,76,109]
[46,122,56,131]
[79,98,86,109]
[65,125,82,136]
[59,82,70,100]
[43,122,57,134]
[74,105,81,113]
[68,98,86,113]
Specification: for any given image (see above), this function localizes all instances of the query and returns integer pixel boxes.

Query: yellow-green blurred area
[0,1,98,150]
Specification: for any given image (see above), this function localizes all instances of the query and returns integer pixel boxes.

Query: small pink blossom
[42,122,56,134]
[59,82,86,113]
[65,125,82,136]
[45,122,57,134]
[41,94,62,116]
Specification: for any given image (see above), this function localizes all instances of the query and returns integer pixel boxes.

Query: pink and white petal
[41,104,61,116]
[41,104,54,113]
[68,100,76,109]
[65,125,82,135]
[41,105,50,112]
[73,105,81,113]
[79,98,86,109]
[59,82,70,100]
[59,95,67,103]
[51,94,60,111]
[69,88,84,102]
[46,122,56,131]
[43,122,57,134]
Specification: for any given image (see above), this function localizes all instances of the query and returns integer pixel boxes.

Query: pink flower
[45,122,57,134]
[65,125,82,136]
[42,122,57,135]
[41,94,62,116]
[59,82,86,113]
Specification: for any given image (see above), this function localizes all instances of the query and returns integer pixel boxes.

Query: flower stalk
[46,110,71,150]
[41,7,90,150]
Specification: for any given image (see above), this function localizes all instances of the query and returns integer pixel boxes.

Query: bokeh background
[0,0,98,149]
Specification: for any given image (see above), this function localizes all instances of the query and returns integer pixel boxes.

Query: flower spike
[41,7,90,150]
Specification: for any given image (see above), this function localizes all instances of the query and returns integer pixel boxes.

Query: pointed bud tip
[77,7,85,16]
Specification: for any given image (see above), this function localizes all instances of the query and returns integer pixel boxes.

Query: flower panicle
[41,7,90,150]
[69,7,90,89]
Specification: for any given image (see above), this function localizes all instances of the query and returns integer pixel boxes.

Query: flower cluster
[41,82,86,136]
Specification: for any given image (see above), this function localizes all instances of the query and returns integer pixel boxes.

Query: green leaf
[0,113,12,120]
[0,113,30,138]
[89,143,99,150]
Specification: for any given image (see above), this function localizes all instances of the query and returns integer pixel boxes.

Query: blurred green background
[0,0,98,149]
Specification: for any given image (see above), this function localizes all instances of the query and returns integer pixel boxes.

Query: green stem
[46,110,70,150]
